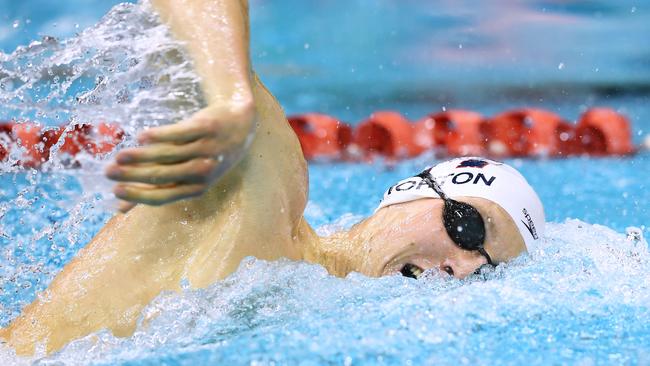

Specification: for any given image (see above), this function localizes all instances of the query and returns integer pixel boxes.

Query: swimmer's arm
[107,0,256,211]
[151,0,252,107]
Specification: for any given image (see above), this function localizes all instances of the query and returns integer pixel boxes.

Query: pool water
[1,1,650,365]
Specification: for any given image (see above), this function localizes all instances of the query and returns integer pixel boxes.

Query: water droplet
[12,20,20,29]
[303,43,310,49]
[558,62,565,70]
[180,278,190,290]
[523,116,534,128]
[560,132,571,141]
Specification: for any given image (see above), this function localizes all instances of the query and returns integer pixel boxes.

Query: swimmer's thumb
[118,200,136,214]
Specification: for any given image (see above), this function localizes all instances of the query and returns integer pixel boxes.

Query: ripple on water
[1,0,204,333]
[1,1,649,365]
[0,0,204,191]
[0,220,647,365]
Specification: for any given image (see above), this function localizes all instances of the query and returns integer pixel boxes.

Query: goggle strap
[416,168,448,200]
[417,168,495,266]
[477,247,494,266]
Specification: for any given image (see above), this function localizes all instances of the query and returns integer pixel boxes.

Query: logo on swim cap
[521,208,539,240]
[457,159,490,168]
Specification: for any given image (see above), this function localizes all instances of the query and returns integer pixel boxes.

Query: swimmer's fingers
[109,106,255,206]
[138,116,214,144]
[113,183,206,206]
[139,104,256,146]
[117,200,136,214]
[115,138,216,165]
[106,158,217,185]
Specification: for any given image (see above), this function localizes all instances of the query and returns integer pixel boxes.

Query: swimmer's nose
[440,255,487,279]
[439,259,457,277]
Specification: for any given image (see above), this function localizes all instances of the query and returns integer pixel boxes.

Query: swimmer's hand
[106,103,256,212]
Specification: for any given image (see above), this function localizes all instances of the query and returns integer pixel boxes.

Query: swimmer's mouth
[400,263,423,279]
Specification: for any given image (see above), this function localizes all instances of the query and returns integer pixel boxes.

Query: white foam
[0,0,204,332]
[1,220,647,364]
[0,0,204,195]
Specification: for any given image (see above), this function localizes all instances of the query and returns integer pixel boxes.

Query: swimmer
[0,0,545,356]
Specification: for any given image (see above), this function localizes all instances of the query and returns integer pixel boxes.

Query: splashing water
[1,220,649,365]
[0,0,203,332]
[1,1,650,365]
[0,0,204,174]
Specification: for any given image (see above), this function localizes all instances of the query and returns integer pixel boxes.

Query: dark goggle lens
[442,199,486,251]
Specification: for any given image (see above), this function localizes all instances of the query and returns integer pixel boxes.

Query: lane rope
[0,107,639,168]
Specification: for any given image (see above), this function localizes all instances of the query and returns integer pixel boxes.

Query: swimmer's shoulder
[179,75,309,279]
[239,75,309,224]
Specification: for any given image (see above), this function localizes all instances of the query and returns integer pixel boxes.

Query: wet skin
[325,196,526,280]
[0,0,527,356]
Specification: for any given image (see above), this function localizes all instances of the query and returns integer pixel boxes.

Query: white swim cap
[376,157,545,251]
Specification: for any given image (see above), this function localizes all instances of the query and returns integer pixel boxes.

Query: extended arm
[1,0,313,356]
[0,1,269,355]
[152,0,252,106]
[107,0,256,211]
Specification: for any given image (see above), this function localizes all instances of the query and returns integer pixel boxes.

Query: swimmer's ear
[118,200,136,214]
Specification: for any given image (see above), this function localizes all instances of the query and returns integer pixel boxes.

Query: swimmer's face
[355,197,526,279]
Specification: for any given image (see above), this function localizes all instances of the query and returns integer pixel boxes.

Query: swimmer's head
[352,157,545,279]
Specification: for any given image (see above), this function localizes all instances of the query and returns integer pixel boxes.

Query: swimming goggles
[415,168,494,266]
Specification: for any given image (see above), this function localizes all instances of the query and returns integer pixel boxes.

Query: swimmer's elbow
[0,326,10,346]
[0,325,14,353]
[0,320,44,356]
[0,327,53,357]
[0,325,33,357]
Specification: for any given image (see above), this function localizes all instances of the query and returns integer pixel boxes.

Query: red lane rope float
[57,124,92,157]
[0,122,15,162]
[483,108,576,157]
[414,110,486,156]
[0,121,124,168]
[353,111,421,159]
[0,107,638,168]
[89,123,125,155]
[287,113,352,161]
[575,108,635,156]
[11,123,47,168]
[57,123,124,157]
[287,107,636,161]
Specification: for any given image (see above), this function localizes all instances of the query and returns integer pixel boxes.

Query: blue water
[1,1,650,365]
